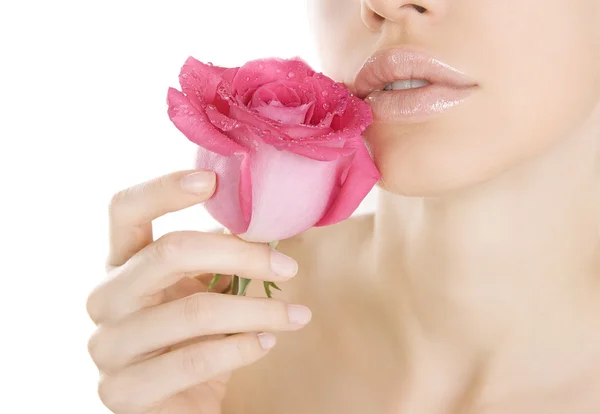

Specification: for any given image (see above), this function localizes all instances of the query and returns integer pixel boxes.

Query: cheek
[486,4,600,157]
[308,0,374,81]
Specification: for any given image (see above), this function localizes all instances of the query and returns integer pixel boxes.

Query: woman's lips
[354,47,478,122]
[364,84,474,122]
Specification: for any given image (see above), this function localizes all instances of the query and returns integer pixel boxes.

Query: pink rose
[167,56,380,242]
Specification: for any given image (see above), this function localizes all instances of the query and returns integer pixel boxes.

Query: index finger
[106,169,216,268]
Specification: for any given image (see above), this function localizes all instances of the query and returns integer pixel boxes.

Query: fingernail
[270,250,298,278]
[181,171,216,194]
[257,332,277,350]
[287,305,312,325]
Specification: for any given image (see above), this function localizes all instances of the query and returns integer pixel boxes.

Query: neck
[370,117,600,404]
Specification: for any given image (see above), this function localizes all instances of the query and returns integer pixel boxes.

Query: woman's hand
[86,170,312,414]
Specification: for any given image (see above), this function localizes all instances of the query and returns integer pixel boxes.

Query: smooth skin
[88,0,600,413]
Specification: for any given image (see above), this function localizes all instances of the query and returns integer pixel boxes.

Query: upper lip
[353,47,477,99]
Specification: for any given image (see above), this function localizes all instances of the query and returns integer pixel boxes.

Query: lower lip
[364,84,475,123]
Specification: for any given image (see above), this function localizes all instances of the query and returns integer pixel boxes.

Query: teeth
[383,79,431,91]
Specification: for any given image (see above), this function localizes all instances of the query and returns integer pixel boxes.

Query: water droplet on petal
[321,90,329,97]
[322,103,330,110]
[181,73,188,79]
[287,72,295,78]
[207,62,214,66]
[245,77,251,82]
[332,83,339,89]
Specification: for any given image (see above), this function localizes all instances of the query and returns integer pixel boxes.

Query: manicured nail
[257,332,277,350]
[269,250,298,278]
[181,171,216,194]
[287,305,312,325]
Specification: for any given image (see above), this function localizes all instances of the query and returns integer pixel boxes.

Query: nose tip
[404,4,427,13]
[361,1,434,31]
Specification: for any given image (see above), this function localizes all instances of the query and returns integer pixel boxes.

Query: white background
[0,1,376,413]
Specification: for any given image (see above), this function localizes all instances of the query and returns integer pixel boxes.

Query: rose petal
[227,98,372,163]
[279,122,333,139]
[250,80,317,108]
[250,87,280,106]
[279,141,356,161]
[228,102,284,135]
[167,88,248,156]
[304,101,316,124]
[205,104,242,132]
[224,105,342,159]
[221,67,239,85]
[251,82,302,107]
[239,140,339,242]
[205,104,272,152]
[209,68,238,114]
[229,98,335,141]
[179,57,227,105]
[276,96,371,147]
[303,76,350,125]
[196,148,252,234]
[254,102,314,125]
[316,112,335,129]
[232,57,315,97]
[315,137,381,226]
[301,96,373,144]
[333,95,372,130]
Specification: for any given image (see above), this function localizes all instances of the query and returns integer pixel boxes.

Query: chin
[365,122,530,198]
[361,85,600,198]
[371,146,486,198]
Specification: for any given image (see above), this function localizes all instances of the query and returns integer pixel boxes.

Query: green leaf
[231,275,239,296]
[263,281,273,298]
[263,281,282,298]
[268,281,282,291]
[207,274,221,291]
[236,276,251,296]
